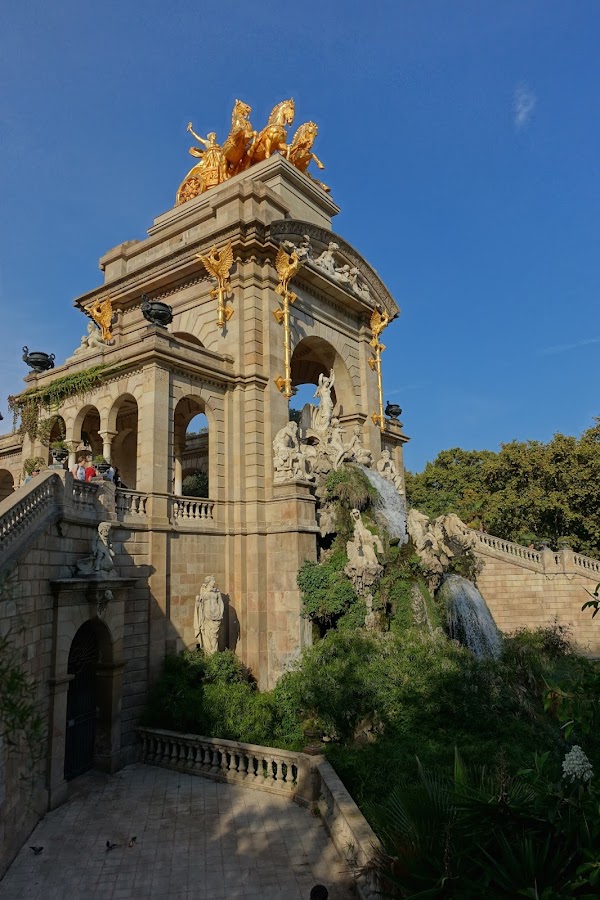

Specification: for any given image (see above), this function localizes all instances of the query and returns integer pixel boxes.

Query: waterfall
[437,574,502,659]
[360,466,408,543]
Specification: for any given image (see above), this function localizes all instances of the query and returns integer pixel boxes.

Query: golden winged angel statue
[370,305,391,346]
[90,296,114,342]
[275,244,302,300]
[197,242,235,328]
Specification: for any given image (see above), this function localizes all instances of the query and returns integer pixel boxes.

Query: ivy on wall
[8,365,109,440]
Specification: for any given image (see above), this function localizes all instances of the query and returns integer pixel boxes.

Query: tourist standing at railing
[72,455,88,481]
[84,461,97,482]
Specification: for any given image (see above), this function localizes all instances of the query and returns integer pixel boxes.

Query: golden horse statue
[222,99,255,177]
[287,121,329,192]
[250,99,295,164]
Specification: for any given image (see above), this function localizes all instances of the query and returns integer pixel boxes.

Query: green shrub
[297,550,358,630]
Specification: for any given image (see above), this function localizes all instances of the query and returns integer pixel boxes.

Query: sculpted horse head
[267,98,295,126]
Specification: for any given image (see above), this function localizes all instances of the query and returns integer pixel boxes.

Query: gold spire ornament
[175,97,327,205]
[197,242,235,329]
[368,305,392,432]
[273,244,302,400]
[89,296,114,342]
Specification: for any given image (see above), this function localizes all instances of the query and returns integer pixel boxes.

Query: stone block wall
[475,552,600,655]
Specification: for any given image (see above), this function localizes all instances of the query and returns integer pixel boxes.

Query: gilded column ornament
[90,296,115,343]
[197,242,235,329]
[273,244,302,400]
[368,305,391,432]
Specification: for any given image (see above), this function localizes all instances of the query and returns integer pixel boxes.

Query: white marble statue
[327,417,350,470]
[273,421,313,483]
[73,321,110,355]
[312,369,335,433]
[406,509,477,591]
[376,450,404,494]
[314,241,339,277]
[344,508,384,595]
[347,425,373,466]
[75,522,116,578]
[194,575,224,655]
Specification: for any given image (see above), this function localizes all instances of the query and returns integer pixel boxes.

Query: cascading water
[437,574,502,659]
[360,466,408,544]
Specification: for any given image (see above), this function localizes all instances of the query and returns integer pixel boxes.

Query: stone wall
[472,537,600,655]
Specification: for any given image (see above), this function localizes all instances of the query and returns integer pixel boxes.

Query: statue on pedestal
[74,522,116,579]
[312,369,335,433]
[72,322,110,356]
[194,576,224,655]
[376,449,404,493]
[273,421,313,483]
[344,508,384,596]
[347,425,373,466]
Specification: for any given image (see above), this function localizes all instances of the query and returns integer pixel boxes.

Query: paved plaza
[0,764,357,899]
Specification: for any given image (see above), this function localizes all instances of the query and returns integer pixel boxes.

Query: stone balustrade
[116,488,148,518]
[138,727,381,899]
[0,472,62,555]
[470,529,600,579]
[170,495,215,524]
[71,479,99,511]
[138,727,318,803]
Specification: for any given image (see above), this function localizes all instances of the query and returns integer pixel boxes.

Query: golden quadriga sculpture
[176,98,328,206]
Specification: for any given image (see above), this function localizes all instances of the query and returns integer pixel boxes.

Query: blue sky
[1,1,598,471]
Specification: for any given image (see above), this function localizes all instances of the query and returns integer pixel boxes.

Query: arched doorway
[73,405,102,460]
[64,618,113,780]
[0,469,14,501]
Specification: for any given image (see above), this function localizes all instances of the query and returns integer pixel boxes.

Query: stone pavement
[0,764,357,899]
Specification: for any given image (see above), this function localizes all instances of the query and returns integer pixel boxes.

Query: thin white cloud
[538,337,600,356]
[513,83,536,129]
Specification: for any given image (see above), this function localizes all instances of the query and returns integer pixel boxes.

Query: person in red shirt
[85,463,97,482]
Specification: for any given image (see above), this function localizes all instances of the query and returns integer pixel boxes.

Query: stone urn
[141,295,173,328]
[50,447,69,464]
[22,346,55,373]
[385,402,402,420]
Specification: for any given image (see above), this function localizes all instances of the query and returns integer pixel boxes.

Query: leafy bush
[297,549,360,631]
[182,472,209,498]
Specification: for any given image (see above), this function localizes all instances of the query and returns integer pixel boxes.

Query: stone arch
[45,415,67,467]
[173,395,216,497]
[106,394,139,489]
[0,469,14,501]
[290,335,356,419]
[71,404,102,459]
[173,331,204,348]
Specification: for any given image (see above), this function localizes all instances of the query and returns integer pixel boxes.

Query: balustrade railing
[0,473,58,548]
[171,495,215,523]
[573,553,600,577]
[471,530,543,566]
[71,480,98,510]
[138,727,317,802]
[116,488,148,518]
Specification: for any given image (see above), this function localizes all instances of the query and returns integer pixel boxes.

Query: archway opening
[74,405,102,460]
[290,336,354,423]
[110,395,139,490]
[174,399,210,497]
[64,618,113,781]
[0,469,14,502]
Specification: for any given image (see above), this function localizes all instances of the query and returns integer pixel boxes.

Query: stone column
[174,455,183,496]
[99,430,117,463]
[66,440,80,472]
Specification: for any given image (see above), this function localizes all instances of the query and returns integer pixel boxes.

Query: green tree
[406,419,600,556]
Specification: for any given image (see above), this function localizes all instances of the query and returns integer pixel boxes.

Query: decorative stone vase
[51,448,69,464]
[22,346,55,373]
[385,402,402,419]
[95,462,111,476]
[140,296,173,328]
